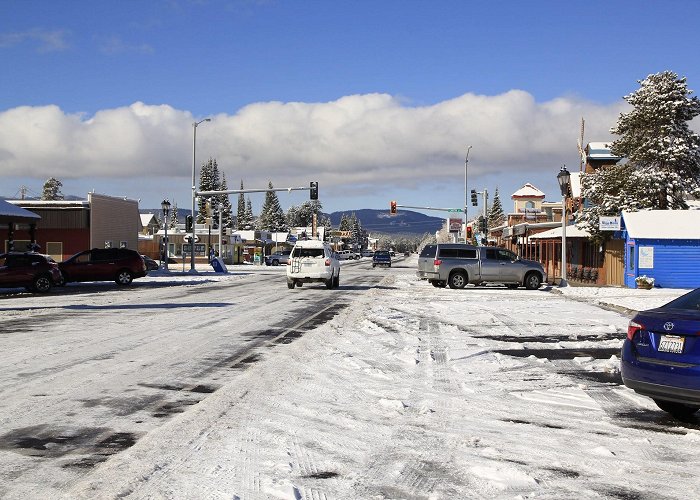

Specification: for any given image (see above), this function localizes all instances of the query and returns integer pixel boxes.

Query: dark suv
[59,248,147,285]
[0,252,63,293]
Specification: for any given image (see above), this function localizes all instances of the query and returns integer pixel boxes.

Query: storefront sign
[599,216,621,231]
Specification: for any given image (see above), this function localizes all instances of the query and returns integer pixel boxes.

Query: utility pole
[464,146,472,232]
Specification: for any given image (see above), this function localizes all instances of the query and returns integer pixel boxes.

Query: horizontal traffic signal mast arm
[197,186,311,196]
[395,204,464,213]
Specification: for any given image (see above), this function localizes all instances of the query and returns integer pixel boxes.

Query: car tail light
[627,320,644,341]
[434,259,441,267]
[325,258,331,266]
[287,260,291,265]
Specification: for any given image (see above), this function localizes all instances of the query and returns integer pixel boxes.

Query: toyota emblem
[663,322,675,331]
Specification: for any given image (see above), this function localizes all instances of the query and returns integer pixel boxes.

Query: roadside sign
[599,216,621,231]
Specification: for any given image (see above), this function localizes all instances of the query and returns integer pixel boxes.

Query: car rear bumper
[416,271,438,280]
[621,340,700,405]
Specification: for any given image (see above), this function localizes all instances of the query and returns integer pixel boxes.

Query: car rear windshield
[292,248,325,258]
[662,288,700,311]
[438,247,477,259]
[419,245,436,258]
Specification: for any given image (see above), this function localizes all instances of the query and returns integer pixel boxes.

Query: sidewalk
[553,284,689,316]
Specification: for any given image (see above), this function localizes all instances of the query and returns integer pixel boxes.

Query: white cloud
[0,92,626,193]
[0,29,70,52]
[98,36,154,54]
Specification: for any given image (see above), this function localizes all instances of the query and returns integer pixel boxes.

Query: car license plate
[658,335,685,354]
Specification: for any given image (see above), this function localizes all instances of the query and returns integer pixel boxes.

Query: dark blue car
[621,287,700,419]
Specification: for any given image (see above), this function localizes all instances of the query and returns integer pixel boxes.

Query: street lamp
[161,199,171,271]
[557,165,571,287]
[190,118,211,272]
[464,145,472,242]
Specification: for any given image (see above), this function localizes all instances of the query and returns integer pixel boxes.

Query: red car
[59,248,147,285]
[0,252,63,293]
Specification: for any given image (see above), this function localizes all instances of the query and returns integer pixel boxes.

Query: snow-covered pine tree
[41,177,64,200]
[169,203,180,230]
[319,215,332,240]
[286,205,300,228]
[197,158,220,224]
[244,197,255,230]
[258,181,287,231]
[218,173,233,230]
[236,180,246,230]
[487,187,506,228]
[579,71,700,238]
[610,71,700,210]
[350,213,363,246]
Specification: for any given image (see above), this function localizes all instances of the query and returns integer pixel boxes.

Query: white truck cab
[286,240,340,289]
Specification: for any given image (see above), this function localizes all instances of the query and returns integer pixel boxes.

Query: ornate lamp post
[557,165,571,287]
[161,199,171,271]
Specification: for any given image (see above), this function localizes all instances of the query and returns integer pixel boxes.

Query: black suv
[0,252,63,293]
[59,248,147,285]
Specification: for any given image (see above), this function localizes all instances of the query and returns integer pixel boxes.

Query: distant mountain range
[329,209,443,235]
[141,208,443,235]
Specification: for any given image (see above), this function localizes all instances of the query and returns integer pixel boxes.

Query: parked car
[59,248,147,285]
[361,249,374,258]
[417,243,546,290]
[265,250,291,266]
[336,250,360,261]
[372,250,392,268]
[0,252,63,293]
[621,287,700,419]
[286,240,340,289]
[141,255,159,272]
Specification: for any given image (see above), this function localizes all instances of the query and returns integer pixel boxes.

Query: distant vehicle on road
[337,250,360,261]
[59,248,147,286]
[265,250,291,266]
[287,240,340,289]
[361,249,374,258]
[417,243,546,290]
[372,250,392,268]
[621,287,700,419]
[0,252,62,293]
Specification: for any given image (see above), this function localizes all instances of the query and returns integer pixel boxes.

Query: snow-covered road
[1,257,699,499]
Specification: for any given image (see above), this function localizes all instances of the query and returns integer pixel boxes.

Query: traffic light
[185,215,193,231]
[479,216,488,233]
[310,181,318,200]
[390,200,397,215]
[471,189,478,206]
[466,226,472,238]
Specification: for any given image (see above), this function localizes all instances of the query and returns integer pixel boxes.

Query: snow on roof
[511,183,545,199]
[140,214,157,226]
[529,224,592,239]
[586,142,622,160]
[623,210,700,239]
[0,199,40,219]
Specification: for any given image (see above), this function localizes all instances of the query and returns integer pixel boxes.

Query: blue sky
[2,0,700,221]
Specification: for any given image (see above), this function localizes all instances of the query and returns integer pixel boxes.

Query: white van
[286,240,340,289]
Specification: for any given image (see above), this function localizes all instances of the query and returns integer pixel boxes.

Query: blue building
[622,210,700,289]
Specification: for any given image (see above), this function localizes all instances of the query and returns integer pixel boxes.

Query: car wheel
[325,277,334,289]
[654,399,700,419]
[334,273,340,288]
[372,264,376,268]
[287,280,295,289]
[272,259,279,266]
[115,269,133,285]
[448,271,467,289]
[33,274,53,293]
[430,280,440,287]
[524,272,541,290]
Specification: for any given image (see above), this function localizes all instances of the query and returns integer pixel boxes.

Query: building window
[104,241,113,249]
[120,241,128,249]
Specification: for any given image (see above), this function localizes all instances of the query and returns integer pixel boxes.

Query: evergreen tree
[319,214,333,240]
[218,173,233,230]
[244,197,255,230]
[236,180,246,230]
[338,213,352,232]
[41,177,64,200]
[579,71,700,237]
[168,203,180,230]
[350,212,363,246]
[487,187,506,228]
[258,181,287,231]
[197,158,220,224]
